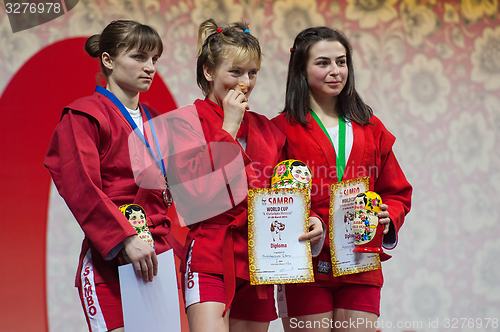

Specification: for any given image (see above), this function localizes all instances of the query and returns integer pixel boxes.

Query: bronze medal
[163,175,173,207]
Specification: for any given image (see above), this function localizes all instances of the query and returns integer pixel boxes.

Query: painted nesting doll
[119,204,155,249]
[352,191,384,253]
[271,159,312,190]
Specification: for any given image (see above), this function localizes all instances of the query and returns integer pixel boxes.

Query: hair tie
[216,27,223,33]
[244,29,250,34]
[290,47,296,53]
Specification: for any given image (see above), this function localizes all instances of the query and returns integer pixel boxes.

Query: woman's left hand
[377,204,391,234]
[299,217,323,244]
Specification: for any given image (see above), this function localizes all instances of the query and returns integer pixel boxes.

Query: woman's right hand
[122,235,158,282]
[221,89,248,139]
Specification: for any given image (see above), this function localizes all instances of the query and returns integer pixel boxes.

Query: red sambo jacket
[166,98,285,311]
[272,113,412,287]
[45,90,182,286]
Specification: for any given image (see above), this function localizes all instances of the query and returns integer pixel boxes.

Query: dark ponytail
[84,34,101,58]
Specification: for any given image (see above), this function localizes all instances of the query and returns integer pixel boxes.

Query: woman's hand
[221,89,248,139]
[378,204,391,234]
[122,235,158,282]
[298,217,323,245]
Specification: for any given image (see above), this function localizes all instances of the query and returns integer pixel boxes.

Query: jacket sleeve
[272,119,326,226]
[165,106,251,222]
[372,119,412,249]
[44,109,137,259]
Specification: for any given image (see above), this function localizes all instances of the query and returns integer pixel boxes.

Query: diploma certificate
[248,188,314,285]
[329,177,381,276]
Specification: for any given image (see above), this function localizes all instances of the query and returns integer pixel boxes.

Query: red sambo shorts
[277,280,381,317]
[183,244,277,322]
[78,251,124,332]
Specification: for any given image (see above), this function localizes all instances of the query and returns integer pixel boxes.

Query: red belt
[219,210,267,317]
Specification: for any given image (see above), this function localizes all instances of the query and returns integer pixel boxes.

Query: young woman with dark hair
[273,26,412,332]
[45,20,181,332]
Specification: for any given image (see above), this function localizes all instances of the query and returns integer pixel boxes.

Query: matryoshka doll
[119,204,155,249]
[352,191,384,253]
[271,159,312,190]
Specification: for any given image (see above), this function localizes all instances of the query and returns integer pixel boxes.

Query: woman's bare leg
[332,309,378,332]
[187,301,230,332]
[229,318,270,332]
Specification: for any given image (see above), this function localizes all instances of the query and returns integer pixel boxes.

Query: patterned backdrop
[1,0,499,331]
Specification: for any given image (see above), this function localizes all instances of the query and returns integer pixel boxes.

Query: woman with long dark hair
[273,26,412,332]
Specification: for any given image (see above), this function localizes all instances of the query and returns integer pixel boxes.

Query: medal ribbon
[95,85,168,187]
[310,109,346,181]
